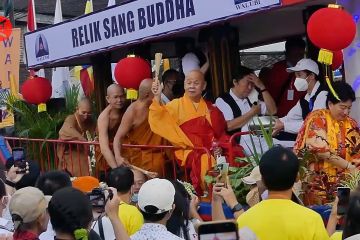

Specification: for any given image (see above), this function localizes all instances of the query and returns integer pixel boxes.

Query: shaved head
[106,83,126,109]
[107,84,124,97]
[184,70,206,102]
[138,78,153,100]
[185,70,205,83]
[77,98,92,109]
[76,98,92,121]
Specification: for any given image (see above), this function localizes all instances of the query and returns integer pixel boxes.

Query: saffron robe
[57,114,96,176]
[149,93,228,194]
[122,117,166,177]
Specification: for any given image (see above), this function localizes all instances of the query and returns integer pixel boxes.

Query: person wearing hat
[131,178,183,240]
[272,58,328,144]
[9,187,50,240]
[242,166,264,207]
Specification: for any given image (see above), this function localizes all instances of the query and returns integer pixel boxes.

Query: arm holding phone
[212,180,244,221]
[326,197,339,237]
[105,187,130,240]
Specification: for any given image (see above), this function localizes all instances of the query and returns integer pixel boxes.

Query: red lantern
[21,76,52,112]
[307,6,356,51]
[114,56,151,99]
[331,51,343,70]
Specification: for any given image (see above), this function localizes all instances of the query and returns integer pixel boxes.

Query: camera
[87,188,113,209]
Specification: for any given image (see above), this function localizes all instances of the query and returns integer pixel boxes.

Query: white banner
[24,0,280,68]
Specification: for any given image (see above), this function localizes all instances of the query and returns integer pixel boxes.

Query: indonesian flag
[27,0,45,77]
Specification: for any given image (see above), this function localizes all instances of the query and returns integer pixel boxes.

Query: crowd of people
[0,36,359,240]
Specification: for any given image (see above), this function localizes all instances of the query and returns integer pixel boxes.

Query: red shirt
[265,60,306,118]
[14,231,39,240]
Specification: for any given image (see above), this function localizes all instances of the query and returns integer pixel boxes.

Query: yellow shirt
[330,232,342,240]
[118,201,143,235]
[237,199,330,240]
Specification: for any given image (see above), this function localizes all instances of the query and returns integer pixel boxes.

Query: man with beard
[57,98,96,176]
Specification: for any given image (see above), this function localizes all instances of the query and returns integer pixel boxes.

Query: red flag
[80,68,94,97]
[27,0,36,32]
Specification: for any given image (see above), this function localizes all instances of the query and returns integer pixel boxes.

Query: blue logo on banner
[35,34,49,60]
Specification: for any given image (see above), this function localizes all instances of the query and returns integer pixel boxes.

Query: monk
[113,79,166,177]
[97,84,127,170]
[149,70,229,194]
[57,98,96,176]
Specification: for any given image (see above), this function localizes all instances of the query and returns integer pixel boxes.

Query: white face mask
[294,77,309,91]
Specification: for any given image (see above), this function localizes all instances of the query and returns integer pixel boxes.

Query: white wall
[339,0,360,123]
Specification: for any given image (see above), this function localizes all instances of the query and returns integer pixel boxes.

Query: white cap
[182,52,200,76]
[138,178,175,214]
[286,58,319,75]
[242,166,261,185]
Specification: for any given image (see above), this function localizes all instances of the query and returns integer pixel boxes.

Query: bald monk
[97,84,127,170]
[57,98,96,176]
[149,70,229,194]
[113,79,166,177]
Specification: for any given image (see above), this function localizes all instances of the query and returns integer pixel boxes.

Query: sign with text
[24,0,280,68]
[0,28,21,128]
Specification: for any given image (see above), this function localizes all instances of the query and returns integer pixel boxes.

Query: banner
[0,28,20,128]
[24,0,280,68]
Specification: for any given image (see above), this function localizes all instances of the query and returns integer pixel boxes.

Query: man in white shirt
[215,66,277,155]
[131,178,183,240]
[272,58,328,147]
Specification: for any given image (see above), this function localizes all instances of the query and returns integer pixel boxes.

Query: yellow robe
[122,117,166,177]
[149,94,227,194]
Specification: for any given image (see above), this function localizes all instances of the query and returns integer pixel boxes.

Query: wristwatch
[231,203,243,213]
[5,179,16,188]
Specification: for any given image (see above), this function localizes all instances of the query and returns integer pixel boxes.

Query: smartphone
[216,163,229,188]
[12,147,25,161]
[198,221,238,240]
[337,187,351,215]
[12,147,27,171]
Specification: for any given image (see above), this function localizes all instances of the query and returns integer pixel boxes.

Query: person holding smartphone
[213,146,330,240]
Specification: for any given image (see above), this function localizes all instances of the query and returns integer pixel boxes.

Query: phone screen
[337,187,351,215]
[12,149,25,161]
[198,221,238,240]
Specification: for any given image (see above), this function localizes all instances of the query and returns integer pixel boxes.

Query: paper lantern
[307,5,356,51]
[114,56,151,99]
[21,76,52,112]
[0,16,13,42]
[331,51,343,70]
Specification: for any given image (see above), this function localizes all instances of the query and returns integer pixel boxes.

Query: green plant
[1,87,81,169]
[341,171,360,191]
[204,116,275,204]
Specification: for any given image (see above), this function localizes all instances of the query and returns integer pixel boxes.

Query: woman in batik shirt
[294,81,360,205]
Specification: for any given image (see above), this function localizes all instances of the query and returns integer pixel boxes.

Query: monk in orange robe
[57,98,96,176]
[96,84,127,171]
[113,79,166,177]
[149,70,230,194]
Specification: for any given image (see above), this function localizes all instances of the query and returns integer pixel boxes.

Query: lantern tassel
[325,76,340,101]
[38,103,47,112]
[126,89,138,100]
[318,49,333,65]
